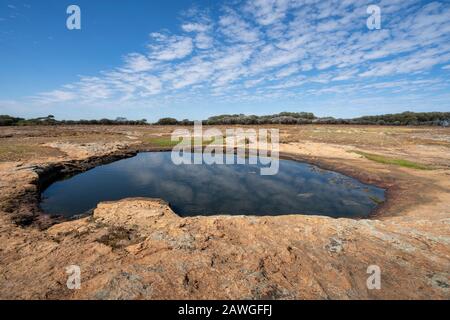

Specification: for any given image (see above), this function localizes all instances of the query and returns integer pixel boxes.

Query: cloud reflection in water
[41,152,385,218]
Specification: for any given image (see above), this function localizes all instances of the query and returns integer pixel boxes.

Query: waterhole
[40,152,385,218]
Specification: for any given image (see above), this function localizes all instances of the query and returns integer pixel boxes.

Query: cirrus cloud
[25,0,450,117]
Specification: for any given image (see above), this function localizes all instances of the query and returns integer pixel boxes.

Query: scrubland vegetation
[159,112,449,126]
[1,112,449,127]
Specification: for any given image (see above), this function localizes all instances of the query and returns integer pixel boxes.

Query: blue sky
[1,0,450,121]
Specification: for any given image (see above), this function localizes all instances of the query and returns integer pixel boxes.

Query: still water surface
[41,152,385,218]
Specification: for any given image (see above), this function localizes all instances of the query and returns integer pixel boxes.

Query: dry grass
[1,124,449,167]
[281,125,450,148]
[0,144,64,162]
[143,136,219,148]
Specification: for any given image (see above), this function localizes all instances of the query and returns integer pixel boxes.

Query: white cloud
[169,57,214,89]
[34,90,76,104]
[182,21,213,49]
[182,23,210,33]
[122,53,154,72]
[194,33,213,49]
[214,46,253,70]
[275,64,300,78]
[250,44,305,73]
[149,33,193,61]
[219,10,260,43]
[332,69,359,81]
[245,0,289,25]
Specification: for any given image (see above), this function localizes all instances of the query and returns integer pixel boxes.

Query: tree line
[156,112,450,127]
[1,112,449,127]
[0,115,148,126]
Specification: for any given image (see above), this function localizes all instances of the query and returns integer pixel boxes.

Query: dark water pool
[40,152,385,218]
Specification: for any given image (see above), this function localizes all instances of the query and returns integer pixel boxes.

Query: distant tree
[179,119,194,126]
[156,118,179,125]
[99,118,113,125]
[0,115,24,126]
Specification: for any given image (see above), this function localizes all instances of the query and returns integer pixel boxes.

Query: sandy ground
[0,125,449,299]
